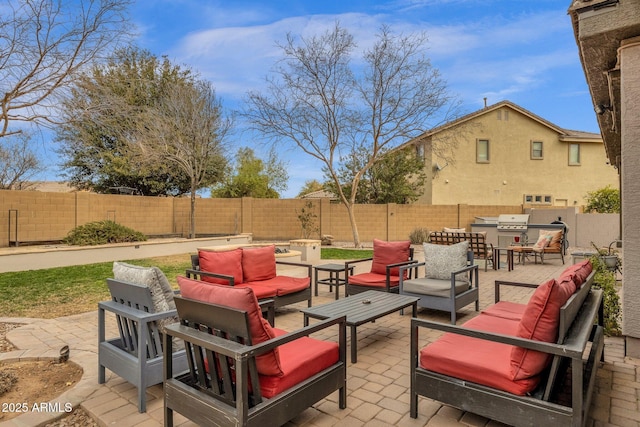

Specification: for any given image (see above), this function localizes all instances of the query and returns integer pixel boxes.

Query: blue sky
[40,0,596,198]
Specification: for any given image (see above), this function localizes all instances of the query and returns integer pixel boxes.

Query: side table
[314,263,354,300]
[493,247,514,271]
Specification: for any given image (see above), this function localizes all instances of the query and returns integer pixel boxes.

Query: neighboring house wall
[408,101,618,207]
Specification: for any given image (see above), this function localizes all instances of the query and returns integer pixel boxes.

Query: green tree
[585,185,620,213]
[56,47,200,196]
[134,77,230,238]
[326,147,426,204]
[211,148,287,198]
[245,24,458,247]
[296,179,325,198]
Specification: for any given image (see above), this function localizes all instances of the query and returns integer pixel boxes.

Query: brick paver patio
[1,250,638,426]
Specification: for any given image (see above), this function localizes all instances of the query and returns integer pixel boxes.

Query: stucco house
[400,100,618,206]
[569,0,640,358]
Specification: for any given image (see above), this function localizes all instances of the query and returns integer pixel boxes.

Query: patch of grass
[0,255,191,319]
[321,248,373,260]
[0,249,371,319]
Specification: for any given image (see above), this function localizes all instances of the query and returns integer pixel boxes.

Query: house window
[415,143,425,160]
[531,141,543,159]
[497,110,501,120]
[524,194,552,205]
[569,143,581,165]
[477,139,490,163]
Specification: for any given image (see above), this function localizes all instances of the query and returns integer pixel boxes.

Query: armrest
[98,300,177,323]
[185,268,235,285]
[250,315,346,354]
[494,280,538,303]
[411,317,584,359]
[258,299,276,326]
[345,257,373,269]
[275,260,312,278]
[165,315,347,359]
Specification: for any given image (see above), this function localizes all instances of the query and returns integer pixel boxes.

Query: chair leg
[339,384,347,409]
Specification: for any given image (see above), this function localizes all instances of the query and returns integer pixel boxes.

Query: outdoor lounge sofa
[410,260,604,427]
[163,277,347,427]
[510,228,567,264]
[187,244,312,308]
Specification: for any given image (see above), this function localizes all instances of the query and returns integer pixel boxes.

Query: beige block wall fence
[0,189,619,248]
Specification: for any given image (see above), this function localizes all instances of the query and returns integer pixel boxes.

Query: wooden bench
[429,231,494,271]
[410,262,604,427]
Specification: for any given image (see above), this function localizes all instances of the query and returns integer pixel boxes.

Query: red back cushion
[510,279,573,380]
[559,260,592,288]
[242,246,277,282]
[177,276,282,376]
[371,239,411,276]
[198,249,243,285]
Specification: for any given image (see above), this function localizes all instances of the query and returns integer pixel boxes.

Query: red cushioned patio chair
[345,239,418,296]
[163,280,347,427]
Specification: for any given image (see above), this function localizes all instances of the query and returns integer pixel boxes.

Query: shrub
[589,250,622,336]
[63,220,147,246]
[409,227,429,244]
[297,201,319,239]
[585,185,620,213]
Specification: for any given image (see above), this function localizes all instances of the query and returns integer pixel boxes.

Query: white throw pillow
[423,241,469,280]
[112,262,176,312]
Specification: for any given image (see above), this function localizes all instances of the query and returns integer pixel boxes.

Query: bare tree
[135,78,230,239]
[246,24,458,247]
[0,0,131,139]
[0,133,42,189]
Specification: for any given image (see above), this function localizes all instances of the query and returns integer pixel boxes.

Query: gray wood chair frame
[410,271,604,427]
[187,254,312,308]
[163,296,347,427]
[398,251,479,324]
[345,247,418,296]
[98,278,189,412]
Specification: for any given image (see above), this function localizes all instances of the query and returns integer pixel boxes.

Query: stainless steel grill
[497,214,530,246]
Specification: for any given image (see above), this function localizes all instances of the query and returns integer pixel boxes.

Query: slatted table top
[301,290,419,326]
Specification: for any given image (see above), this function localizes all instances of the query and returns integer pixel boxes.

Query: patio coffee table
[301,290,419,363]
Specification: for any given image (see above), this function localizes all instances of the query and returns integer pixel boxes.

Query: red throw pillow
[559,260,592,288]
[177,276,282,376]
[371,239,411,276]
[198,249,243,285]
[242,245,277,282]
[510,279,573,380]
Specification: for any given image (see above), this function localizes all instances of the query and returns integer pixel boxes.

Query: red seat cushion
[482,301,526,321]
[242,246,277,282]
[259,328,339,398]
[371,239,411,276]
[420,313,540,395]
[198,249,243,285]
[177,276,283,376]
[348,272,400,288]
[236,283,278,299]
[510,279,573,380]
[246,276,310,296]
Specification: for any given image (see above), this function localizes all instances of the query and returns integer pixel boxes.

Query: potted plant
[589,242,622,336]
